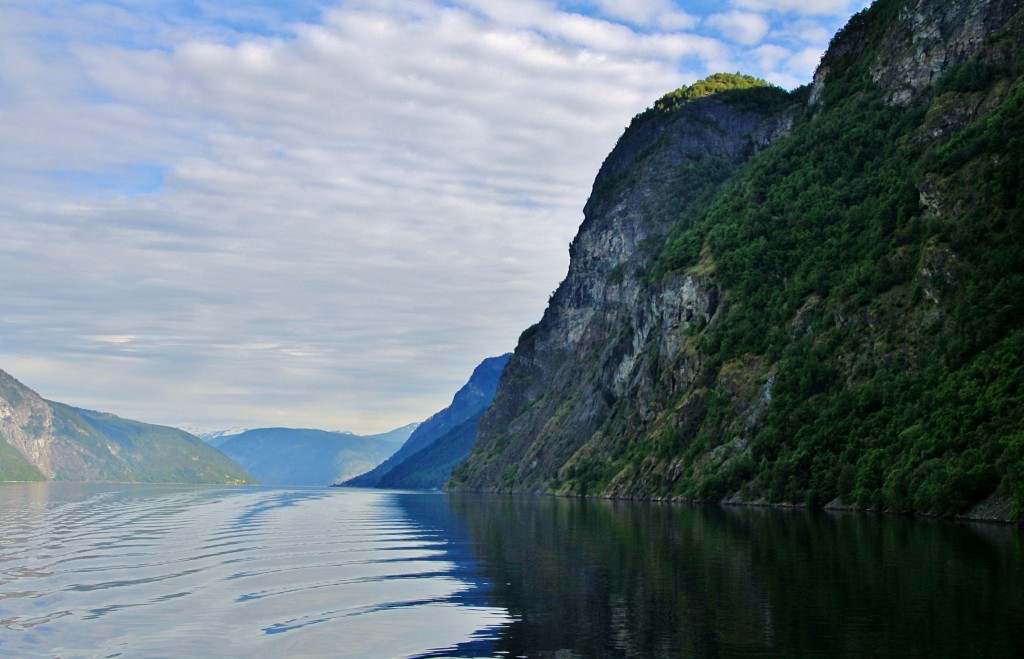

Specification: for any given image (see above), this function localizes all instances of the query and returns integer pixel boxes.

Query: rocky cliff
[0,367,255,483]
[450,77,795,492]
[0,370,50,481]
[450,0,1024,520]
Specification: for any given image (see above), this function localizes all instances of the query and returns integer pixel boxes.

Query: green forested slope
[452,0,1024,519]
[63,405,256,484]
[639,4,1024,515]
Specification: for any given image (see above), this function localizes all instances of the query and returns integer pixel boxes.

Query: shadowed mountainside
[343,354,510,489]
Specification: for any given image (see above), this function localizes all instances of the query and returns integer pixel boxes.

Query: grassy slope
[57,404,256,484]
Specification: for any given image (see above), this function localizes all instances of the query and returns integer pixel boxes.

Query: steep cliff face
[870,0,1021,104]
[451,0,1024,520]
[0,368,255,483]
[0,371,48,480]
[451,83,797,492]
[0,368,107,481]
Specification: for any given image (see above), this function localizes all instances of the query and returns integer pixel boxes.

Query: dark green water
[1,484,1020,657]
[432,494,1024,658]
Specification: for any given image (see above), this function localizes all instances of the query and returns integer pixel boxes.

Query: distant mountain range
[1,352,507,489]
[342,353,510,490]
[0,368,255,484]
[212,425,417,486]
[180,427,250,446]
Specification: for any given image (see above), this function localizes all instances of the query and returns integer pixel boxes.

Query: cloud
[591,0,698,30]
[0,0,868,432]
[0,0,690,431]
[730,0,871,16]
[764,16,835,50]
[706,11,771,46]
[746,41,830,89]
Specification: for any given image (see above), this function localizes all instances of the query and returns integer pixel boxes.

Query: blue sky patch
[52,165,167,198]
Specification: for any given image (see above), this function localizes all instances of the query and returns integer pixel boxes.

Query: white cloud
[730,0,871,16]
[592,0,698,30]
[790,45,828,75]
[706,11,771,46]
[0,0,868,432]
[747,43,828,89]
[0,0,688,432]
[749,43,793,70]
[766,16,835,48]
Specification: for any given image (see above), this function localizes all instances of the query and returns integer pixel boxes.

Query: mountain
[343,354,511,489]
[374,411,485,490]
[0,368,255,483]
[215,424,415,486]
[179,427,250,447]
[450,0,1024,521]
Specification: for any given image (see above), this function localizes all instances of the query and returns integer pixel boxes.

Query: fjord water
[0,484,509,657]
[1,485,1021,658]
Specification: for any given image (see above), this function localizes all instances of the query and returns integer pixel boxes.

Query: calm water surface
[0,484,1021,657]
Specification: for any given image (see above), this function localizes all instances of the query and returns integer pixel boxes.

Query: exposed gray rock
[0,371,58,478]
[453,95,793,492]
[871,0,1021,105]
[0,367,255,483]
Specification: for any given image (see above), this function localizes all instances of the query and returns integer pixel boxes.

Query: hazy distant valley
[0,355,508,489]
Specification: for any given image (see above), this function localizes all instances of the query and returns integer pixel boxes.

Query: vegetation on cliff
[631,72,789,125]
[451,0,1024,520]
[641,0,1023,517]
[0,440,45,481]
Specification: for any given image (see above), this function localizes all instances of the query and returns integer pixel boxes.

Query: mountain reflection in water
[1,484,1020,658]
[433,493,1023,658]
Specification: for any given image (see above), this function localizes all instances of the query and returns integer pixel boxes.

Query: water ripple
[0,484,511,657]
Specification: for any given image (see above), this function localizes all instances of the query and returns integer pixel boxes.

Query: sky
[0,0,871,435]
